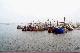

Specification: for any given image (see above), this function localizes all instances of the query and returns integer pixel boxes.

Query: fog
[0,0,80,23]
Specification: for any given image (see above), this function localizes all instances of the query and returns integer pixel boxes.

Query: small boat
[67,28,73,31]
[77,28,80,30]
[17,25,22,29]
[32,27,37,31]
[32,25,44,31]
[76,26,80,30]
[26,25,33,31]
[66,25,73,31]
[48,27,52,33]
[22,28,27,31]
[43,27,48,30]
[53,27,65,34]
[22,26,27,31]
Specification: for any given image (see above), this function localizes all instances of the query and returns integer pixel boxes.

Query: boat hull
[53,28,65,34]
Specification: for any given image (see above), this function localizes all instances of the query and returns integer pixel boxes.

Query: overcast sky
[0,0,80,23]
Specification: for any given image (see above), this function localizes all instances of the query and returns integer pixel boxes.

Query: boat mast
[64,17,66,26]
[50,21,51,27]
[57,20,58,26]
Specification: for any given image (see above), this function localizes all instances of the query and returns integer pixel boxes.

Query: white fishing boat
[76,26,80,30]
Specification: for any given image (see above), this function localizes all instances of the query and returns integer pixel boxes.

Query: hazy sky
[0,0,80,23]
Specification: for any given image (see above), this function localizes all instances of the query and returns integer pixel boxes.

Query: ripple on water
[0,24,80,51]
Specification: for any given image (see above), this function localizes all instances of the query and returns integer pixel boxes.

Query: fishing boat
[48,27,52,33]
[66,25,73,31]
[43,22,48,30]
[22,26,27,31]
[76,26,80,30]
[53,27,65,34]
[17,25,22,29]
[50,20,65,34]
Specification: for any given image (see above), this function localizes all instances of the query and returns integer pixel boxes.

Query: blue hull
[54,28,64,34]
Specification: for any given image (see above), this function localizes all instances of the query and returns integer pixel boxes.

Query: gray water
[0,23,80,52]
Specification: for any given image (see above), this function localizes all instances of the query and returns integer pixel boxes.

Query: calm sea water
[0,23,80,52]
